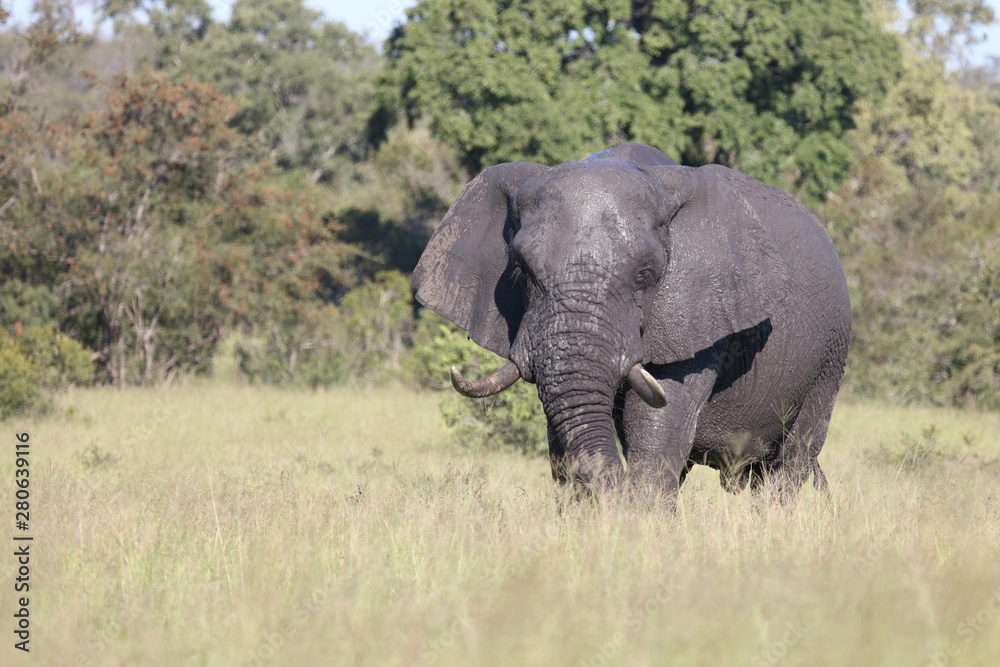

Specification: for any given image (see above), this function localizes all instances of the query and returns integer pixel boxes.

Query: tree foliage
[104,0,382,182]
[822,7,1000,409]
[336,123,467,275]
[375,0,902,200]
[0,324,91,420]
[0,0,78,115]
[1,69,355,386]
[100,0,446,278]
[900,0,996,63]
[3,0,1000,419]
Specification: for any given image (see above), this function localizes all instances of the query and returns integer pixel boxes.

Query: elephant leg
[620,344,725,500]
[770,351,845,499]
[720,460,768,494]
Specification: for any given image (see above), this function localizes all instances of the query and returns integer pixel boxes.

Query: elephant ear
[412,162,548,358]
[641,165,793,365]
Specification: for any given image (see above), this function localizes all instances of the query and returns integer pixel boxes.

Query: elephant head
[412,144,790,487]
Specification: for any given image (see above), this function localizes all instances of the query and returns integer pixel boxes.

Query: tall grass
[2,381,999,666]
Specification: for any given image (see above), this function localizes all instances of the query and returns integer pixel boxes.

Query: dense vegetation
[374,0,902,200]
[1,0,999,438]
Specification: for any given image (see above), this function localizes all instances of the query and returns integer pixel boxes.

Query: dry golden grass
[2,381,999,666]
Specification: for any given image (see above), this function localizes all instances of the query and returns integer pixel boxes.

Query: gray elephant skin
[412,144,850,498]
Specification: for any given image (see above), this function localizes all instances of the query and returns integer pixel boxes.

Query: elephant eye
[511,258,526,285]
[635,267,653,289]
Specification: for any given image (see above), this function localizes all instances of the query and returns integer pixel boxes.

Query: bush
[930,242,1000,410]
[340,270,415,382]
[233,271,415,388]
[18,323,94,390]
[232,329,347,388]
[0,324,92,420]
[231,315,350,388]
[0,344,42,421]
[0,280,60,328]
[407,309,547,456]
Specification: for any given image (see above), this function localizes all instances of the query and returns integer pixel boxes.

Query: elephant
[412,143,850,498]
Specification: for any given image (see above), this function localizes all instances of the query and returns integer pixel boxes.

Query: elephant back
[701,165,848,301]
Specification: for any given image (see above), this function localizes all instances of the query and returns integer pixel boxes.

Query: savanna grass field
[2,376,999,666]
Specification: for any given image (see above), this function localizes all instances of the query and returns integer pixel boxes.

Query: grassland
[2,380,999,666]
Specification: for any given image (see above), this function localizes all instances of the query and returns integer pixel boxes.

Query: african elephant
[412,144,850,498]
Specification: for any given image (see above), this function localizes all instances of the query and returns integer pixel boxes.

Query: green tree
[822,7,1000,409]
[101,0,213,56]
[336,123,467,275]
[901,0,996,63]
[375,0,901,200]
[105,0,381,182]
[0,0,78,115]
[101,0,464,279]
[0,69,356,386]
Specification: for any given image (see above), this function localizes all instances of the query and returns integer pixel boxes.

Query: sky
[3,0,419,44]
[4,0,1000,62]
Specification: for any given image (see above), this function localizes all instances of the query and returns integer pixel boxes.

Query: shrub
[0,324,92,420]
[930,242,1000,410]
[340,270,415,382]
[407,309,547,456]
[231,318,350,388]
[18,323,94,390]
[0,280,60,328]
[0,344,42,421]
[233,271,415,388]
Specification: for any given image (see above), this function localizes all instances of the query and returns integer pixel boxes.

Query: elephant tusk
[451,361,521,398]
[628,364,667,408]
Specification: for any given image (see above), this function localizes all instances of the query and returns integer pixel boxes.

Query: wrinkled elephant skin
[412,144,850,498]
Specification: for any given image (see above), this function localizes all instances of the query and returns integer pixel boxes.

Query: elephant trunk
[543,381,622,486]
[530,326,628,488]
